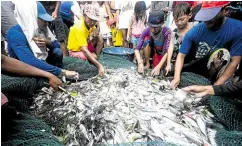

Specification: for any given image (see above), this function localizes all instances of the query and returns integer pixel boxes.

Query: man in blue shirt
[171,1,242,88]
[7,2,78,78]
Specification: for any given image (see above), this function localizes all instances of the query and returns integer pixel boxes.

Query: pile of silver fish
[31,68,219,146]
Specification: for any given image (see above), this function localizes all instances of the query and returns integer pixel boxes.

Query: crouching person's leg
[93,36,104,56]
[46,47,63,67]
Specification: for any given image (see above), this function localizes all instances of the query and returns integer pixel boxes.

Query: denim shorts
[131,35,140,46]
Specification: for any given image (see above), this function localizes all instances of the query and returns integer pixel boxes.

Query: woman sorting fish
[134,10,172,76]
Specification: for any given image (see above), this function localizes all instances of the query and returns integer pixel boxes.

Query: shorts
[69,42,95,61]
[102,32,112,39]
[131,35,140,46]
[143,36,150,48]
[153,53,163,68]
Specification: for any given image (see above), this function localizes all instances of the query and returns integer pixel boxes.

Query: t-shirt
[40,1,57,14]
[136,27,171,55]
[67,18,95,52]
[115,1,135,29]
[59,1,74,22]
[1,1,17,41]
[150,1,169,12]
[180,18,242,63]
[172,22,198,60]
[7,25,61,76]
[60,1,82,23]
[111,27,123,46]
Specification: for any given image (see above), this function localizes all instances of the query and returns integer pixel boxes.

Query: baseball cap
[37,2,54,22]
[195,1,230,21]
[147,11,165,27]
[83,4,105,21]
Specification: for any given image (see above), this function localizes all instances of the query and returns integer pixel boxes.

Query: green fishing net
[62,56,98,80]
[209,96,242,131]
[215,128,242,146]
[210,95,242,146]
[1,74,47,113]
[179,72,211,88]
[99,53,136,69]
[2,112,63,146]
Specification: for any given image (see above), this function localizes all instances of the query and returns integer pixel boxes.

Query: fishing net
[215,128,242,146]
[99,53,136,69]
[179,72,211,88]
[209,96,242,131]
[1,74,47,113]
[209,95,242,145]
[62,56,98,80]
[2,112,63,146]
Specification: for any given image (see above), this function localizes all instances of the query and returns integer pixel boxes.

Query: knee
[52,48,63,59]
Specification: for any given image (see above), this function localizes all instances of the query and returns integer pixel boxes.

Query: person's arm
[171,32,193,88]
[171,53,185,87]
[81,47,104,76]
[1,55,62,89]
[159,28,171,69]
[136,28,150,64]
[116,9,120,29]
[8,31,62,76]
[183,80,242,97]
[213,80,242,96]
[214,56,241,85]
[52,1,61,19]
[166,32,174,74]
[105,1,113,19]
[127,15,134,42]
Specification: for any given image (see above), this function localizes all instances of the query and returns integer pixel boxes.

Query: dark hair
[134,1,147,23]
[173,2,191,19]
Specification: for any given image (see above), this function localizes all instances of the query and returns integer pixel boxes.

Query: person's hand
[62,70,79,80]
[165,63,171,76]
[48,74,62,89]
[183,85,215,97]
[33,37,50,47]
[151,66,161,76]
[98,65,105,76]
[52,11,58,19]
[127,35,131,42]
[171,77,180,88]
[138,63,144,73]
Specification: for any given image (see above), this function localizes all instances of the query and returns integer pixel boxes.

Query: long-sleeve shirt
[136,27,171,55]
[6,24,61,76]
[213,80,242,96]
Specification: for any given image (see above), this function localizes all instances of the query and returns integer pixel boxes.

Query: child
[127,1,147,51]
[135,11,171,76]
[165,2,198,75]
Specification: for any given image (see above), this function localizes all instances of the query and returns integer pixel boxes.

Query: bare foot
[144,64,150,70]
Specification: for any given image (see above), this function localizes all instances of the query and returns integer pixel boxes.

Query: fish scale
[32,68,219,146]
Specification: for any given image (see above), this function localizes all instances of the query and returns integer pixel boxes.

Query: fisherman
[171,1,242,88]
[7,2,78,79]
[67,4,105,76]
[135,10,172,76]
[40,1,68,56]
[166,3,198,75]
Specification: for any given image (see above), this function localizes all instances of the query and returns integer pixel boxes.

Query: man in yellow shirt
[68,4,105,76]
